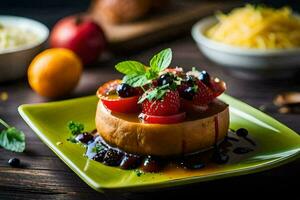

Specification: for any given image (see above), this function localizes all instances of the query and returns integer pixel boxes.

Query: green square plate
[18,94,300,192]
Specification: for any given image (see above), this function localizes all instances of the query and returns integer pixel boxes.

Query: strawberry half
[210,78,226,97]
[142,90,180,116]
[97,79,122,98]
[192,80,215,106]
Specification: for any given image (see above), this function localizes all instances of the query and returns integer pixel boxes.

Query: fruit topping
[211,77,226,97]
[97,79,121,98]
[97,80,140,113]
[93,148,107,162]
[96,48,226,122]
[101,95,140,113]
[103,149,124,166]
[157,73,174,86]
[116,83,135,97]
[198,70,211,86]
[180,85,197,100]
[185,74,197,86]
[192,80,215,106]
[140,90,180,116]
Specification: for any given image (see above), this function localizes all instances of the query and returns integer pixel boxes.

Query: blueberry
[103,149,124,166]
[93,148,107,162]
[116,83,135,98]
[186,75,196,86]
[8,158,20,167]
[157,73,174,86]
[75,132,94,144]
[120,154,142,170]
[236,128,248,137]
[198,71,210,86]
[181,87,196,100]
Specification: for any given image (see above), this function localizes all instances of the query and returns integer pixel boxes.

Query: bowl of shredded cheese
[0,16,48,82]
[192,5,300,78]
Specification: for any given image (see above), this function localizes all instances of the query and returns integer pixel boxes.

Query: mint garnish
[150,48,172,72]
[115,48,172,87]
[0,118,25,152]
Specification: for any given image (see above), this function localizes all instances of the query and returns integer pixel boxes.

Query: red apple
[50,15,106,65]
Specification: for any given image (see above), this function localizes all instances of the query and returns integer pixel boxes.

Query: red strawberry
[142,90,180,116]
[177,83,188,96]
[193,80,215,105]
[134,87,144,96]
[210,78,226,97]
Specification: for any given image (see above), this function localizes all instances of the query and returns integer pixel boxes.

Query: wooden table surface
[1,2,300,199]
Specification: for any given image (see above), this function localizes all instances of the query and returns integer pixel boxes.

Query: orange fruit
[28,48,82,98]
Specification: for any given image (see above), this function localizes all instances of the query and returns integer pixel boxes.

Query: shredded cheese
[206,5,300,49]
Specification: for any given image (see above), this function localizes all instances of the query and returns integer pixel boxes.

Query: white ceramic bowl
[0,16,49,82]
[191,16,300,78]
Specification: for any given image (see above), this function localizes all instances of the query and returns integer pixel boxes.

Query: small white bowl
[191,16,300,78]
[0,16,49,82]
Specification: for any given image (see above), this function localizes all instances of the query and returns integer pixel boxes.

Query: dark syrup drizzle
[236,128,256,146]
[78,123,256,173]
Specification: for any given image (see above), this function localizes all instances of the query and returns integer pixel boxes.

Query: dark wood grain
[1,2,300,199]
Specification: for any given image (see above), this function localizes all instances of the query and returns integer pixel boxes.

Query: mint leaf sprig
[115,48,172,88]
[67,121,84,143]
[0,118,25,152]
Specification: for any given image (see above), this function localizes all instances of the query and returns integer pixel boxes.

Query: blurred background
[0,0,90,27]
[0,0,299,26]
[1,0,300,198]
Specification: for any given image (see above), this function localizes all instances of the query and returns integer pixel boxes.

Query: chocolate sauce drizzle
[76,124,256,173]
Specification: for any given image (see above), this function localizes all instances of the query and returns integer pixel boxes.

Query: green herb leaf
[138,84,169,104]
[134,169,144,177]
[115,61,146,75]
[115,48,173,88]
[92,143,105,153]
[67,135,78,143]
[0,127,25,152]
[68,121,84,136]
[150,48,172,72]
[123,74,149,87]
[145,69,158,80]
